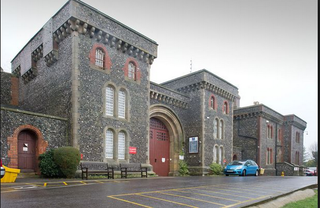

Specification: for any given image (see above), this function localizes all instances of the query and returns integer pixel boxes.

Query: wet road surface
[1,176,317,208]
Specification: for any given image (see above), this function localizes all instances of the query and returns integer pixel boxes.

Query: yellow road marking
[137,193,198,208]
[173,190,240,202]
[80,181,87,184]
[108,196,152,208]
[63,182,68,186]
[222,195,271,208]
[194,188,253,199]
[95,180,104,184]
[159,191,227,206]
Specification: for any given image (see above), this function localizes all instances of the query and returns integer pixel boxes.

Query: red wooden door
[150,118,170,176]
[18,131,36,171]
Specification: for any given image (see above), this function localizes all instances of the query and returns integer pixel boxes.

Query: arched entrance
[150,118,170,176]
[18,130,36,171]
[7,125,48,174]
[149,105,184,176]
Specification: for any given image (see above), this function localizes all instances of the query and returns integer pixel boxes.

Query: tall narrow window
[214,119,218,139]
[219,146,223,165]
[277,129,281,144]
[267,148,270,164]
[95,48,104,68]
[219,120,224,139]
[210,96,215,110]
[223,101,228,114]
[105,130,114,159]
[118,131,126,160]
[215,146,219,164]
[106,86,114,116]
[128,62,136,80]
[118,90,126,118]
[213,146,217,163]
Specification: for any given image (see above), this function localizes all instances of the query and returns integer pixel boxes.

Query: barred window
[106,86,114,116]
[210,96,216,109]
[118,90,126,118]
[95,48,104,68]
[105,130,114,159]
[128,62,136,80]
[118,131,126,160]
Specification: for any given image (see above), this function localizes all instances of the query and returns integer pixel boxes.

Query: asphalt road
[1,176,317,208]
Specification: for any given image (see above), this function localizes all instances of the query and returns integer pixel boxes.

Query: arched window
[277,148,282,163]
[210,96,216,110]
[105,129,114,159]
[223,101,229,114]
[118,89,126,118]
[95,48,105,68]
[105,86,114,116]
[214,118,218,139]
[213,145,219,163]
[128,62,136,80]
[219,120,224,139]
[118,131,126,160]
[278,129,281,144]
[219,146,223,165]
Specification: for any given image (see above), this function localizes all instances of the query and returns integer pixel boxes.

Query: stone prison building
[0,0,306,177]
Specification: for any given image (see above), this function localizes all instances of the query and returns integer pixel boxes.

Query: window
[118,131,126,160]
[277,148,282,163]
[277,129,281,144]
[213,145,219,163]
[128,62,136,80]
[267,125,272,139]
[105,130,114,159]
[118,90,126,118]
[223,101,229,114]
[106,86,114,116]
[214,119,218,139]
[210,95,216,110]
[95,48,105,68]
[219,146,223,165]
[219,120,224,139]
[266,148,273,165]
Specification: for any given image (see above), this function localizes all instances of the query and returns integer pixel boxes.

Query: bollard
[281,171,284,176]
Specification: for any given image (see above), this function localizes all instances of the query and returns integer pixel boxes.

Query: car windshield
[229,161,245,166]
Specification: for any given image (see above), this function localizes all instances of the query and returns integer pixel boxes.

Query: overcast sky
[1,0,318,156]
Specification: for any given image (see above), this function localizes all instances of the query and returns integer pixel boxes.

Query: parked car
[224,160,259,176]
[305,167,317,176]
[0,159,5,179]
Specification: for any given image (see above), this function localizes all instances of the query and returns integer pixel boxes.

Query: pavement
[1,173,318,208]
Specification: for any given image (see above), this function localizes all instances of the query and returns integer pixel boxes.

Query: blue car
[224,160,259,176]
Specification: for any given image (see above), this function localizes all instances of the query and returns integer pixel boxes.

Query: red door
[18,131,36,171]
[150,118,170,176]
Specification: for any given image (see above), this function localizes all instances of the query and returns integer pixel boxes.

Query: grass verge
[281,189,318,208]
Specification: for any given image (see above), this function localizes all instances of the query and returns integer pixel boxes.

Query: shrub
[38,149,64,178]
[178,160,189,176]
[53,146,81,178]
[209,162,223,175]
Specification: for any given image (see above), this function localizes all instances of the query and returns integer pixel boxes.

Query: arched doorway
[149,105,184,176]
[18,130,36,172]
[150,118,170,176]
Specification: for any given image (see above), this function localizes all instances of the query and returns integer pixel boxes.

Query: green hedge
[39,146,80,178]
[209,163,223,175]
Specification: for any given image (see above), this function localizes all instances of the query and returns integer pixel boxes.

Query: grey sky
[1,0,318,155]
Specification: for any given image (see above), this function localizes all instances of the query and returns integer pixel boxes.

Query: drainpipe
[275,123,278,176]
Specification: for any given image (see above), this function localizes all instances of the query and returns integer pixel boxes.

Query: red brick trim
[222,100,229,114]
[11,76,19,106]
[89,43,112,70]
[122,57,141,81]
[7,125,48,174]
[208,94,217,110]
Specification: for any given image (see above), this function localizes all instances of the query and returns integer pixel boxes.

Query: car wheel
[242,170,246,176]
[226,174,229,176]
[255,170,259,176]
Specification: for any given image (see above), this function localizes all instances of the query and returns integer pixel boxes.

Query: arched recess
[7,125,48,174]
[149,104,184,176]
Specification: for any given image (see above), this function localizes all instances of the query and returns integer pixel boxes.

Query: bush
[209,162,223,175]
[38,149,64,178]
[178,160,189,176]
[54,146,81,178]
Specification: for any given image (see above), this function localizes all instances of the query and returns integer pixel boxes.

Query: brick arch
[89,43,112,70]
[122,57,141,81]
[7,125,48,174]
